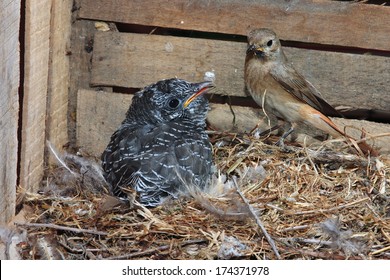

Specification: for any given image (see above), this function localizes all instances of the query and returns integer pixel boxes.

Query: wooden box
[1,0,389,247]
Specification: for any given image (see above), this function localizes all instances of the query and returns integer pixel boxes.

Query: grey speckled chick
[101,78,213,207]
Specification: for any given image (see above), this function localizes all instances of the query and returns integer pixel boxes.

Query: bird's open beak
[183,81,213,108]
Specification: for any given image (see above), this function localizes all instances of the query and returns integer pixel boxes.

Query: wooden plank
[77,89,133,157]
[20,0,51,192]
[79,0,390,51]
[91,32,243,97]
[46,0,72,157]
[0,0,20,224]
[68,19,98,146]
[208,104,390,155]
[77,89,390,157]
[68,17,115,147]
[91,32,390,111]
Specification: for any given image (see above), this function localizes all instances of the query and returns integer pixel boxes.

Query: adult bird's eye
[168,98,180,109]
[267,40,273,47]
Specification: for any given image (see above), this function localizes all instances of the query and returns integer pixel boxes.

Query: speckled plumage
[101,78,213,206]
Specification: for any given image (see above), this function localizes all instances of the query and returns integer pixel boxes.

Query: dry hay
[12,132,390,260]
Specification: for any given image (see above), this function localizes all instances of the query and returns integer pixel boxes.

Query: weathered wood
[77,89,133,157]
[68,19,97,147]
[79,0,390,51]
[77,89,390,157]
[208,103,390,155]
[91,32,390,111]
[0,0,20,224]
[91,32,243,96]
[68,0,117,147]
[20,0,52,192]
[46,0,72,158]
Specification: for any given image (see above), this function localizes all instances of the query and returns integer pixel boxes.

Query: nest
[11,132,390,260]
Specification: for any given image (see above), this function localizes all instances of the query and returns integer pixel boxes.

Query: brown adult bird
[244,28,377,156]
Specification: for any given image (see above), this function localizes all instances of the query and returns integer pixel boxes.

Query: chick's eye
[168,98,180,109]
[267,40,273,47]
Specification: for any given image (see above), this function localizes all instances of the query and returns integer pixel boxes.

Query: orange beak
[183,81,213,108]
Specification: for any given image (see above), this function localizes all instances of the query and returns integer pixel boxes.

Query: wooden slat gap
[77,89,390,157]
[113,23,390,57]
[109,85,390,123]
[91,32,390,113]
[350,0,390,6]
[111,87,140,95]
[79,0,390,51]
[281,40,390,58]
[337,108,390,124]
[105,22,390,58]
[16,0,26,188]
[115,23,247,43]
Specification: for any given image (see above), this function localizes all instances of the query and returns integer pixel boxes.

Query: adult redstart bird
[245,28,377,156]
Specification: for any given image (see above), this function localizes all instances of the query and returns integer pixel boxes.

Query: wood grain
[77,89,390,157]
[20,0,51,192]
[0,0,20,224]
[91,32,390,111]
[68,19,99,146]
[68,17,116,146]
[79,0,390,51]
[46,0,72,160]
[77,89,133,157]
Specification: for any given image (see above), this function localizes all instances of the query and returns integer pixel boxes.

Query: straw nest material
[13,132,390,260]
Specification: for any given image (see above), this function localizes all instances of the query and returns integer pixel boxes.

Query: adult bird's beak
[183,81,214,108]
[255,47,264,53]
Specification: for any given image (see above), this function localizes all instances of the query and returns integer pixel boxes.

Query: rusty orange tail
[316,113,379,157]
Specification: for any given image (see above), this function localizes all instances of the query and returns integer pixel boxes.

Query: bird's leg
[258,124,281,137]
[275,125,294,147]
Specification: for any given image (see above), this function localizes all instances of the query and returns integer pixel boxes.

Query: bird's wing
[102,122,211,206]
[173,134,212,185]
[140,124,211,190]
[101,124,149,196]
[269,63,341,116]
